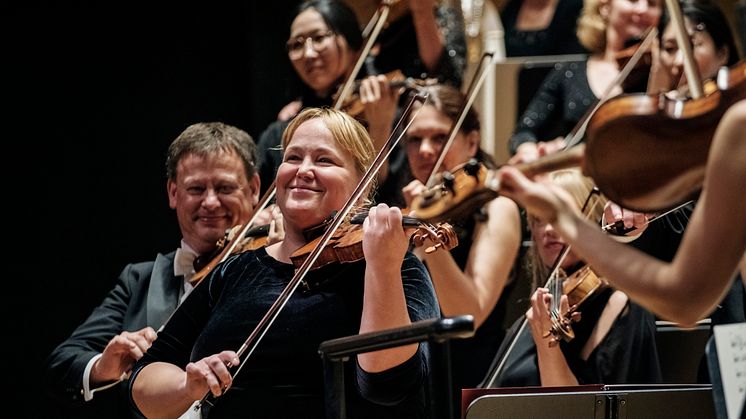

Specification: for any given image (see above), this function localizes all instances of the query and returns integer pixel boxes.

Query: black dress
[508,60,595,154]
[493,285,662,386]
[128,248,440,419]
[500,0,587,58]
[368,5,467,88]
[427,209,513,391]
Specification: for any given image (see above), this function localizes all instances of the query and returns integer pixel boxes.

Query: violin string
[600,200,694,233]
[544,187,602,321]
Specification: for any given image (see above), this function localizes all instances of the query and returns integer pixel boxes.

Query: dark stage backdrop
[4,3,301,417]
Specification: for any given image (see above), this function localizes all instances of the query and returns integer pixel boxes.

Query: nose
[302,37,318,58]
[202,188,221,209]
[296,157,315,180]
[672,49,684,68]
[419,138,438,159]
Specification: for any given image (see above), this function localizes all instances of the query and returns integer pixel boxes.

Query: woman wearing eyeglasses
[256,0,366,197]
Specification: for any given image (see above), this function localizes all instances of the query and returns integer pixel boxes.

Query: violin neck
[513,144,585,179]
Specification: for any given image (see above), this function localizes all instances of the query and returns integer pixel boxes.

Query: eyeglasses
[286,31,335,60]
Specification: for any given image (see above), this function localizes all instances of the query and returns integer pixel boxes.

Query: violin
[333,69,438,118]
[190,222,273,284]
[615,34,654,93]
[410,57,746,219]
[289,210,458,272]
[547,264,609,344]
[410,150,584,223]
[584,59,746,212]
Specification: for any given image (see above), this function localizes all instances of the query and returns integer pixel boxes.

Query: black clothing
[369,5,467,88]
[129,248,440,419]
[494,287,662,386]
[509,60,594,154]
[44,252,182,419]
[441,210,511,390]
[501,0,586,58]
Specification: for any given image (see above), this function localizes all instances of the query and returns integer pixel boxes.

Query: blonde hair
[526,169,607,288]
[281,107,377,202]
[577,0,607,53]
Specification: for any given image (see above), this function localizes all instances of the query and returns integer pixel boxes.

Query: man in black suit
[44,122,262,418]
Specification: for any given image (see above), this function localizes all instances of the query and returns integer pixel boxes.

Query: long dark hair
[659,0,741,66]
[295,0,363,52]
[289,0,363,103]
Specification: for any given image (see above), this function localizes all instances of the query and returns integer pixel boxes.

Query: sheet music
[713,322,746,419]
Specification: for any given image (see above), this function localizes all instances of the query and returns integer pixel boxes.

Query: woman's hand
[401,179,427,208]
[184,351,240,399]
[526,287,570,346]
[362,203,412,271]
[603,201,652,238]
[360,74,401,150]
[508,142,539,165]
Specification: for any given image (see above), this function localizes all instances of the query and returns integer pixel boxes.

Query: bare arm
[420,197,521,327]
[409,0,445,72]
[526,289,579,386]
[498,100,746,326]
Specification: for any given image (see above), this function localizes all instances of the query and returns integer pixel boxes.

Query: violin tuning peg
[442,171,455,193]
[570,312,582,323]
[464,159,480,177]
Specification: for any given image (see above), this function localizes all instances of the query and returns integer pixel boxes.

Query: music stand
[463,384,715,419]
[318,315,475,419]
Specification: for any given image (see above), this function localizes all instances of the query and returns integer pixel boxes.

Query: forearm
[410,6,445,72]
[554,209,717,326]
[535,343,579,387]
[423,252,488,326]
[358,264,418,372]
[131,363,194,419]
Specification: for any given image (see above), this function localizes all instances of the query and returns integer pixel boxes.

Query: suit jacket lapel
[147,251,182,329]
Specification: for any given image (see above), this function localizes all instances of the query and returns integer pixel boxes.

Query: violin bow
[480,187,603,387]
[334,0,396,110]
[154,184,277,335]
[563,28,659,150]
[194,92,429,411]
[425,51,497,188]
[664,0,703,98]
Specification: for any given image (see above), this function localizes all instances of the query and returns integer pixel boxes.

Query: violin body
[191,223,272,284]
[585,60,746,212]
[289,223,366,270]
[563,265,608,311]
[289,213,459,271]
[550,265,609,343]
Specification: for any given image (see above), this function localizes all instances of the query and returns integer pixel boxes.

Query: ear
[249,173,261,207]
[167,179,178,209]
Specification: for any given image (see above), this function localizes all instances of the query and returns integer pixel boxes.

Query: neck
[604,29,627,62]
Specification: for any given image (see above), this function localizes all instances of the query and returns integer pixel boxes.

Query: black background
[4,3,299,417]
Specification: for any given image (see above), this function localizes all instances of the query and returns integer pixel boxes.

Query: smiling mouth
[290,185,322,193]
